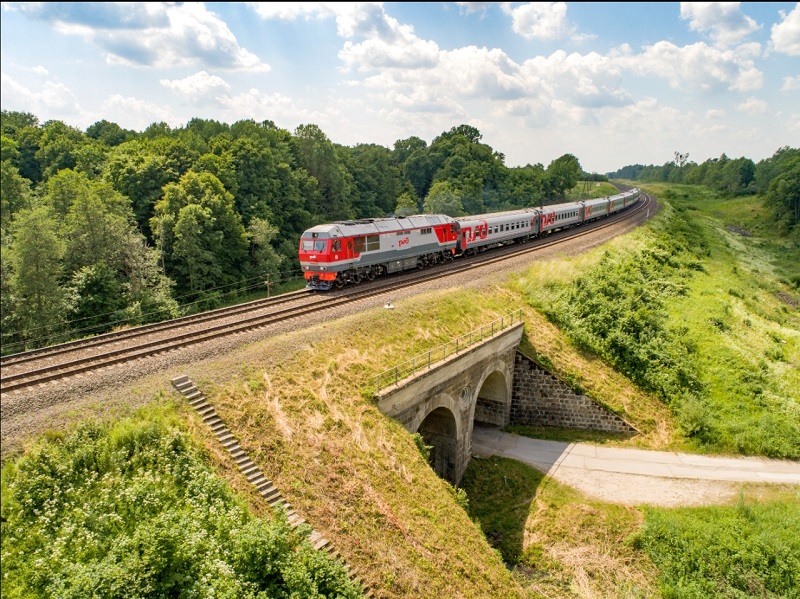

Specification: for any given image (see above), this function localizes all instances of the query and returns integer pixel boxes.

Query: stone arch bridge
[374,322,524,485]
[373,319,635,485]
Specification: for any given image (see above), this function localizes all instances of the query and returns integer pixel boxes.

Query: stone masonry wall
[511,353,637,434]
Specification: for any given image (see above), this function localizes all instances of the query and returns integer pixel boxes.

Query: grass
[2,183,798,598]
[461,456,661,598]
[508,185,800,458]
[632,488,800,598]
[461,455,800,599]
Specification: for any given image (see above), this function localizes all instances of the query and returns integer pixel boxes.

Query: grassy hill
[2,183,798,598]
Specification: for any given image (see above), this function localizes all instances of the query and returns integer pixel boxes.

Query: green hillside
[2,184,798,598]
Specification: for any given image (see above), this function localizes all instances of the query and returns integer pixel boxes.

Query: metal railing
[372,309,523,392]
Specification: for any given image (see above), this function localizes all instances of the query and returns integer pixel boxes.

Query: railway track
[0,194,654,395]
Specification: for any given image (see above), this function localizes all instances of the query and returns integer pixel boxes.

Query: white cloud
[215,88,326,125]
[161,71,231,96]
[680,2,760,48]
[502,2,588,41]
[101,94,179,129]
[782,75,800,91]
[99,94,178,131]
[455,3,495,16]
[8,2,268,71]
[245,2,339,21]
[339,29,440,71]
[247,2,388,39]
[770,4,800,56]
[737,96,768,115]
[0,72,81,114]
[705,108,727,119]
[620,41,762,93]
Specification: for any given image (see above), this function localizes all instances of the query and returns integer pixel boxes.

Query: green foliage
[541,213,705,404]
[6,205,65,346]
[411,432,431,462]
[522,192,800,459]
[631,498,800,598]
[0,416,364,599]
[545,153,582,200]
[423,180,465,216]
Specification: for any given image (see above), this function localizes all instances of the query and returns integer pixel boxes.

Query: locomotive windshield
[301,239,328,252]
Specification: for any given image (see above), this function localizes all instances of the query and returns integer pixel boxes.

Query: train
[298,187,641,290]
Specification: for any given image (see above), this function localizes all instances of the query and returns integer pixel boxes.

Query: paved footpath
[471,426,800,506]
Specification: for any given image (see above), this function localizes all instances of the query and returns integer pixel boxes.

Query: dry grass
[197,292,529,598]
[520,482,660,599]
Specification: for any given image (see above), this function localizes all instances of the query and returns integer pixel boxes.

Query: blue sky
[2,2,798,174]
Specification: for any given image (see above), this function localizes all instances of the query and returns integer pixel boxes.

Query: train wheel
[366,269,376,281]
[334,277,344,289]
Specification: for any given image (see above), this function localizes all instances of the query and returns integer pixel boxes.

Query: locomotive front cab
[298,228,343,290]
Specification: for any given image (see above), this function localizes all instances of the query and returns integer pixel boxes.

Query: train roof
[301,214,456,238]
[455,208,538,223]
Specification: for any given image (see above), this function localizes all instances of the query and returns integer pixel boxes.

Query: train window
[420,227,432,235]
[367,234,380,251]
[353,237,365,253]
[314,240,326,251]
[332,239,341,252]
[450,225,458,233]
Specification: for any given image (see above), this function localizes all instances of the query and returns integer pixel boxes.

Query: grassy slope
[167,184,798,597]
[4,184,797,597]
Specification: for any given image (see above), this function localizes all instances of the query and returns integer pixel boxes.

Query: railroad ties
[171,375,372,597]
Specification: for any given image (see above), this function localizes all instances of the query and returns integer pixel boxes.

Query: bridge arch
[471,360,512,428]
[416,405,459,482]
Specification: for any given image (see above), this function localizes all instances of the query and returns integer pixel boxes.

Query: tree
[64,263,125,336]
[395,191,419,217]
[341,143,403,218]
[104,140,178,237]
[151,171,249,298]
[1,152,32,235]
[434,124,483,144]
[546,154,582,200]
[423,181,464,216]
[247,217,284,284]
[1,110,38,136]
[227,137,280,225]
[35,120,87,180]
[7,206,65,346]
[293,124,354,221]
[86,119,135,146]
[765,151,800,230]
[393,136,427,164]
[117,234,179,325]
[60,176,134,275]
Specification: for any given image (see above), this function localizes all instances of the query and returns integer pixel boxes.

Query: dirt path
[472,426,800,507]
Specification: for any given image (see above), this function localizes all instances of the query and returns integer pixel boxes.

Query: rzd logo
[398,237,410,247]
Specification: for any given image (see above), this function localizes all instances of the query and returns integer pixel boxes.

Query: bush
[0,416,364,599]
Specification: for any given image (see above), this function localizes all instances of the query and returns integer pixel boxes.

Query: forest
[1,110,797,353]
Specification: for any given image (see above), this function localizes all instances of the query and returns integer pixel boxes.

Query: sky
[2,2,799,174]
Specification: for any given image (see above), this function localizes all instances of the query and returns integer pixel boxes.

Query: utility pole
[265,274,271,298]
[674,151,689,167]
